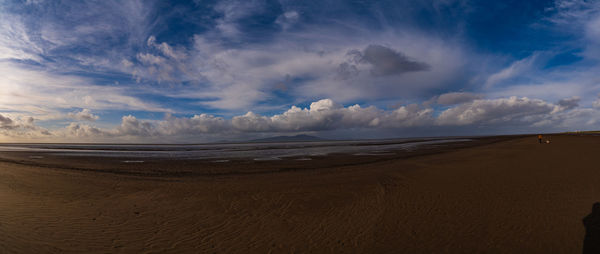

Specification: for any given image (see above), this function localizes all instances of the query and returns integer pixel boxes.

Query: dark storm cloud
[353,44,431,76]
[557,96,580,110]
[436,92,483,105]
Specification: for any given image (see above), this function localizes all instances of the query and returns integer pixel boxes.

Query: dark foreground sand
[1,135,599,253]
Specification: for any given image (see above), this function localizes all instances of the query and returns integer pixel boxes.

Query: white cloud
[0,62,171,117]
[156,113,228,135]
[3,1,473,113]
[436,97,557,126]
[137,52,166,66]
[67,109,99,121]
[5,0,153,67]
[147,36,186,61]
[101,97,589,138]
[4,96,600,142]
[65,122,105,137]
[0,14,44,62]
[585,15,600,59]
[545,0,600,59]
[487,75,594,106]
[384,104,434,127]
[25,0,44,5]
[232,99,383,132]
[116,115,155,136]
[232,112,272,132]
[484,53,540,89]
[137,30,470,110]
[213,0,266,38]
[0,113,51,141]
[545,0,598,25]
[276,11,300,30]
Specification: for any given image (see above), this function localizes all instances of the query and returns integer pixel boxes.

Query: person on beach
[538,134,542,144]
[583,203,600,253]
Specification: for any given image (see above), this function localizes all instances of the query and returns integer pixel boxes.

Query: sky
[1,0,600,142]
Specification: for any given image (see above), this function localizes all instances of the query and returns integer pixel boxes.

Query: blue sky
[1,0,600,142]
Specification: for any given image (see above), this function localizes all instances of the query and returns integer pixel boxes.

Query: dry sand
[1,135,599,253]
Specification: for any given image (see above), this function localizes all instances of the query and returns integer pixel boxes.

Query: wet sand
[1,135,598,253]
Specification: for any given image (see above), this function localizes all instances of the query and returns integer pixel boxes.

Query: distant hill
[249,134,326,143]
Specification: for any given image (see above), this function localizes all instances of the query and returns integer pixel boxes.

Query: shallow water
[0,138,471,161]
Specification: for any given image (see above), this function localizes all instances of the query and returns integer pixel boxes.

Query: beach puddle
[122,160,144,163]
[353,152,395,156]
[28,156,44,159]
[212,159,230,163]
[254,157,282,161]
[295,157,312,161]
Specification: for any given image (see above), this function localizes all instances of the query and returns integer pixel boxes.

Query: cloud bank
[2,95,596,142]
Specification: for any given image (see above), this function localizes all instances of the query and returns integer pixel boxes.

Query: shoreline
[0,135,517,178]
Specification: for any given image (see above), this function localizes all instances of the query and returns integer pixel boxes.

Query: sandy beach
[1,134,599,253]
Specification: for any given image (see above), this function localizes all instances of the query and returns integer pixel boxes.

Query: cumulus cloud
[65,122,105,137]
[436,97,557,126]
[5,96,600,142]
[0,113,52,141]
[116,115,155,136]
[0,114,38,130]
[233,99,382,132]
[232,112,272,132]
[0,114,15,129]
[107,97,587,137]
[385,104,434,127]
[157,113,228,135]
[67,109,99,121]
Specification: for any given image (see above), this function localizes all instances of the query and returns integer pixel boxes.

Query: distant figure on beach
[538,134,542,144]
[583,202,600,253]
